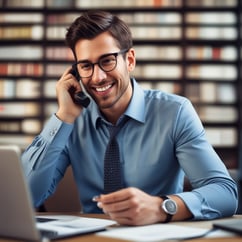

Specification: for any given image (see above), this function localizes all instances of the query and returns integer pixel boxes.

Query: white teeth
[96,84,112,92]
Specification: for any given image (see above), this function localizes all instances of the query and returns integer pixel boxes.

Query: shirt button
[49,128,57,136]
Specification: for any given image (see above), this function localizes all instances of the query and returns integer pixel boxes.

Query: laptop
[0,145,116,241]
[213,218,242,235]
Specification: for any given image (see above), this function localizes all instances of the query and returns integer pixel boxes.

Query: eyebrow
[76,51,119,64]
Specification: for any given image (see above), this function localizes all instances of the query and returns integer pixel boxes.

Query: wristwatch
[160,195,178,223]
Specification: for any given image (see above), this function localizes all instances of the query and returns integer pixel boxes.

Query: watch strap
[160,195,173,223]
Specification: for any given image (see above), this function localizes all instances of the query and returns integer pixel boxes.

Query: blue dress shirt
[21,78,238,219]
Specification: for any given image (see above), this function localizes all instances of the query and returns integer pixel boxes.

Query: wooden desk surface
[0,214,241,242]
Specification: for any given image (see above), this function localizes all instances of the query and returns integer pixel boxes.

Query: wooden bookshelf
[0,0,241,173]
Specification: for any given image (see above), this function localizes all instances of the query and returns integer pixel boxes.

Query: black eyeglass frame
[74,48,129,78]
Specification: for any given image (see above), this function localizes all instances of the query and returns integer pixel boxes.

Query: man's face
[74,32,135,113]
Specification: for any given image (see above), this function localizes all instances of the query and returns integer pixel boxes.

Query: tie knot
[107,116,129,138]
[108,125,119,138]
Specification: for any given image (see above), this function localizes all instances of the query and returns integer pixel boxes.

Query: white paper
[97,224,212,242]
[36,215,117,236]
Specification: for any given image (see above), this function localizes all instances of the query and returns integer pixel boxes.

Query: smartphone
[69,66,90,108]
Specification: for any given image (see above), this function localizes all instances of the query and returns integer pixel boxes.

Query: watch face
[163,199,177,215]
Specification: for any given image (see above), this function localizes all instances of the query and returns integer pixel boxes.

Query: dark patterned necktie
[104,117,128,194]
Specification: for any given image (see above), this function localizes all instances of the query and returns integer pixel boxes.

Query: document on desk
[97,224,212,241]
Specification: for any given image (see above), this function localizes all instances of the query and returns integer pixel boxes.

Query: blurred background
[0,0,241,213]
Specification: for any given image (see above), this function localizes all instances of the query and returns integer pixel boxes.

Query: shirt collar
[125,78,145,123]
[90,78,146,129]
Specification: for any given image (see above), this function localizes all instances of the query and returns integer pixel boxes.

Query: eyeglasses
[74,49,129,78]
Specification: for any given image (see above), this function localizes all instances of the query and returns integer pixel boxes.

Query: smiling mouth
[95,84,112,92]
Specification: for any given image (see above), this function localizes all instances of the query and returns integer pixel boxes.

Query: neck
[101,82,133,125]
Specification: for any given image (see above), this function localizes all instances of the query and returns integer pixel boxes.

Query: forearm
[21,114,73,206]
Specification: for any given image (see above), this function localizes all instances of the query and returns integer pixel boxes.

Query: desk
[0,214,241,242]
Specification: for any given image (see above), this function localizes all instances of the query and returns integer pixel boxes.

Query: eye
[100,55,116,67]
[79,62,92,70]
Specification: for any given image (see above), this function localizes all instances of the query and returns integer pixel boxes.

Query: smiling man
[22,10,238,226]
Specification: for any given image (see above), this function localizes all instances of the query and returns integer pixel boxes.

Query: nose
[92,64,107,83]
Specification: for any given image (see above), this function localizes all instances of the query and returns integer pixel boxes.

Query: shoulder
[144,89,190,108]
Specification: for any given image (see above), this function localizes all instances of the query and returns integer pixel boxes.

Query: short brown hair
[66,10,133,58]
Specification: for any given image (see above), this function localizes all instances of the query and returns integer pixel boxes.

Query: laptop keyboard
[36,218,59,239]
[39,229,59,239]
[36,217,58,223]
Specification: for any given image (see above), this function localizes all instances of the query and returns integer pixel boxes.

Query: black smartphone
[69,66,90,108]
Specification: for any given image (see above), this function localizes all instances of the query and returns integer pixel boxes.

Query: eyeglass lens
[76,53,118,78]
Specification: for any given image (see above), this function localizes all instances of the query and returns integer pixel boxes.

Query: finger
[99,188,134,204]
[101,197,132,213]
[62,66,73,77]
[108,210,138,226]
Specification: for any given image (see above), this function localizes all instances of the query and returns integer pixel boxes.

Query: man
[22,10,238,225]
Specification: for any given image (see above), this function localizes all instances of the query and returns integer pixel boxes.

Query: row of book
[0,63,237,80]
[45,26,237,40]
[135,46,237,60]
[0,119,41,134]
[141,81,236,105]
[186,13,236,24]
[45,26,182,40]
[0,64,43,76]
[120,12,235,25]
[0,79,41,98]
[0,0,181,8]
[0,45,237,61]
[0,79,58,99]
[186,27,237,40]
[186,46,237,61]
[205,127,237,147]
[47,13,181,25]
[0,46,43,60]
[186,65,237,80]
[0,13,43,23]
[185,0,237,7]
[0,102,58,119]
[1,0,237,8]
[186,83,236,104]
[0,26,43,40]
[0,63,238,80]
[134,64,237,80]
[0,79,236,104]
[0,26,237,40]
[1,12,235,25]
[197,106,237,123]
[0,103,40,117]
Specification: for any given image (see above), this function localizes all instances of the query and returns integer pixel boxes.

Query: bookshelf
[0,0,241,173]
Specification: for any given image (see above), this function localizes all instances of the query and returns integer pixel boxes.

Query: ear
[126,48,136,72]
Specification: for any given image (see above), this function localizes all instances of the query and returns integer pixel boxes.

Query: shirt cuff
[176,192,203,220]
[40,114,74,147]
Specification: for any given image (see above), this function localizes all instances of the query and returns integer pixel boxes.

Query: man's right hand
[55,67,84,123]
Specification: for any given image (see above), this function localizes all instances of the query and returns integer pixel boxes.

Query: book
[15,79,41,98]
[44,80,57,98]
[0,79,15,98]
[21,119,41,133]
[134,64,181,79]
[205,127,236,147]
[0,46,43,60]
[0,103,40,117]
[199,106,237,123]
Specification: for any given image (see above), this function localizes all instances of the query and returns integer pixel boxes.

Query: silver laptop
[0,145,115,241]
